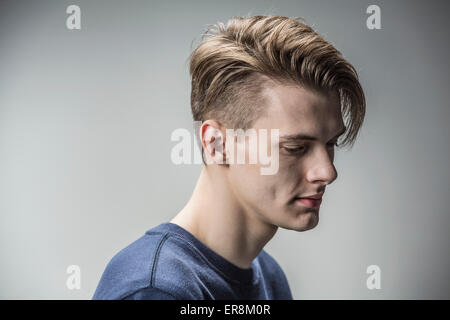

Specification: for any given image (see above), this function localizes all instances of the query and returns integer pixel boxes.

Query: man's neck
[170,166,278,269]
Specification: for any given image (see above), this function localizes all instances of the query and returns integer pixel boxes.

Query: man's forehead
[261,82,340,113]
[256,82,343,135]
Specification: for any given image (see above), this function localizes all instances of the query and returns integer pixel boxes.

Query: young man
[93,15,365,300]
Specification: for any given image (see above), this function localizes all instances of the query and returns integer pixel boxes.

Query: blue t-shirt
[93,222,293,300]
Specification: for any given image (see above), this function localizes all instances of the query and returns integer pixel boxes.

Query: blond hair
[189,15,365,150]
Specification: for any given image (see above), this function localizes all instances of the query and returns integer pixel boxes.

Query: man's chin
[281,211,319,231]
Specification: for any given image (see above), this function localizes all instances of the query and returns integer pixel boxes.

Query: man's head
[188,16,365,231]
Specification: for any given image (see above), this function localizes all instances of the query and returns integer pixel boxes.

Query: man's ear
[200,120,227,165]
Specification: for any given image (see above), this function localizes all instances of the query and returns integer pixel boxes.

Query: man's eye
[284,146,306,154]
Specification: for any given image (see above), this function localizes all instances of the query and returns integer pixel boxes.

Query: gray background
[1,0,449,299]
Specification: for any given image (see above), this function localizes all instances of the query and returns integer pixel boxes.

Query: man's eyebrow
[279,126,347,142]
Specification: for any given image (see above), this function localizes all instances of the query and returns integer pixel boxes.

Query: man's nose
[305,151,338,185]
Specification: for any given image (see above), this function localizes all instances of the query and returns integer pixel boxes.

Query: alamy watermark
[171,121,280,175]
[366,264,381,290]
[66,264,81,290]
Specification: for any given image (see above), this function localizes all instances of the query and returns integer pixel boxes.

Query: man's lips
[299,193,323,200]
[294,193,324,208]
[295,197,322,208]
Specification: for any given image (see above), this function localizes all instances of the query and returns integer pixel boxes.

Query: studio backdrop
[1,0,449,299]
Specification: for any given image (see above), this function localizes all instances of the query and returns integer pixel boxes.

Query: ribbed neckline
[148,222,260,285]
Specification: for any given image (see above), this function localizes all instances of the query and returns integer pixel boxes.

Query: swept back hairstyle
[189,15,365,162]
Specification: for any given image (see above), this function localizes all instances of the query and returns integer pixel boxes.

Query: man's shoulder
[257,249,293,299]
[257,249,284,271]
[92,225,207,300]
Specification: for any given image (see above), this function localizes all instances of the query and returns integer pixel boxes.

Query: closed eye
[283,146,307,154]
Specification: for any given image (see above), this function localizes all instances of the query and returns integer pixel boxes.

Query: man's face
[225,81,345,231]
